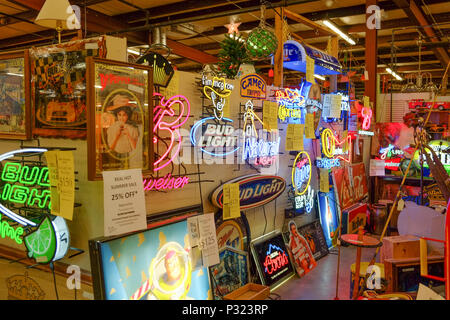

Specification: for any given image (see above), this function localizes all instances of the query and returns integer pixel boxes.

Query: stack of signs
[209,247,250,300]
[251,231,294,288]
[341,203,367,235]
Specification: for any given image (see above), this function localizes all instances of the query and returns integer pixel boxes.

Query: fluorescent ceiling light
[323,20,356,45]
[314,74,326,81]
[386,68,403,81]
[127,48,140,55]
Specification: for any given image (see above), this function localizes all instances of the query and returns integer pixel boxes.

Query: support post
[274,7,284,87]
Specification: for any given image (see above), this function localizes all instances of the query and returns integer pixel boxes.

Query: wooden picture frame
[0,50,31,140]
[86,57,154,181]
[30,37,106,139]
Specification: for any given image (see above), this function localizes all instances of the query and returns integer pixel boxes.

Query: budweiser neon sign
[143,174,189,191]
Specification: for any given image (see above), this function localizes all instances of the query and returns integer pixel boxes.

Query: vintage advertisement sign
[210,175,286,211]
[240,74,266,100]
[350,163,368,201]
[341,203,367,234]
[332,167,355,210]
[251,232,294,288]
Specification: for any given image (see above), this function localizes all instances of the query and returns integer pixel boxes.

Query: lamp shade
[35,0,74,29]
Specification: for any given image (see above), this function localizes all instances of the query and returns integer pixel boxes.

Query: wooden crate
[380,235,420,263]
[384,256,444,293]
[223,283,270,300]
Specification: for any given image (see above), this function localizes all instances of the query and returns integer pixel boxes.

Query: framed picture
[86,57,154,181]
[89,213,211,300]
[30,37,106,139]
[209,246,249,300]
[0,51,31,140]
[317,189,340,249]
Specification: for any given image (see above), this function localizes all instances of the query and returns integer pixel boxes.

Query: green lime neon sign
[0,214,24,245]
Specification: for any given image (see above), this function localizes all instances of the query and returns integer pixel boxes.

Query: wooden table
[340,227,382,299]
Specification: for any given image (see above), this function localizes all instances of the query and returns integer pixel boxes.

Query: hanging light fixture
[35,0,78,44]
[386,68,403,81]
[323,20,356,45]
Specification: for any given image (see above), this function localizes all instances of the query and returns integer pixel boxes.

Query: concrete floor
[273,245,379,300]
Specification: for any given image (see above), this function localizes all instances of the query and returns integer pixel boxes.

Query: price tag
[306,56,315,83]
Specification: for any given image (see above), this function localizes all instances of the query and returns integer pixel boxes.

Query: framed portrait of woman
[0,51,31,140]
[86,57,154,181]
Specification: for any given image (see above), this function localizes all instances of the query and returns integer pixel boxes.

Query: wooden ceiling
[0,0,449,95]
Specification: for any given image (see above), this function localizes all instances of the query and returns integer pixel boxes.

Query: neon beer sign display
[359,106,374,136]
[190,117,240,157]
[276,88,305,123]
[264,244,289,275]
[202,76,234,121]
[316,158,340,169]
[0,214,24,244]
[413,140,450,173]
[292,151,312,196]
[321,128,352,163]
[240,74,266,100]
[143,174,189,191]
[153,93,191,171]
[242,100,280,166]
[294,185,315,213]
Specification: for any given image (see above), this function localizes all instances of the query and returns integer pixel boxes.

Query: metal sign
[210,174,286,210]
[240,74,266,100]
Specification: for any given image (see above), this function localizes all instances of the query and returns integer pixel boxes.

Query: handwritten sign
[223,183,241,220]
[45,151,75,221]
[305,113,315,139]
[306,56,315,84]
[286,124,304,151]
[263,100,279,131]
[320,168,330,193]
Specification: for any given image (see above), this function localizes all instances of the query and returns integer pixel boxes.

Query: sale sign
[103,169,147,236]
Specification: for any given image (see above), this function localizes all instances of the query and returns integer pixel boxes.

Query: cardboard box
[223,283,270,300]
[380,235,420,263]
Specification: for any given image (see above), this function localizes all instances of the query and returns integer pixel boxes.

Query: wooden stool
[340,226,382,299]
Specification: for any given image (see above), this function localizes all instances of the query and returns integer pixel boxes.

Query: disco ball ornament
[246,26,278,60]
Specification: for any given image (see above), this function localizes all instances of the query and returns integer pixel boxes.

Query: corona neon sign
[292,151,312,196]
[275,88,305,123]
[321,129,352,163]
[153,93,191,171]
[190,117,240,157]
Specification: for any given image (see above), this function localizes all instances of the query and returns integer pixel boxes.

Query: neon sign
[242,100,280,165]
[292,151,311,196]
[321,129,352,163]
[143,174,189,191]
[153,93,191,172]
[316,158,340,169]
[264,244,289,275]
[361,106,372,130]
[0,149,49,227]
[1,163,51,209]
[0,214,24,244]
[336,92,350,111]
[413,140,450,172]
[202,76,234,121]
[294,185,315,213]
[276,88,305,123]
[240,74,266,99]
[190,117,240,157]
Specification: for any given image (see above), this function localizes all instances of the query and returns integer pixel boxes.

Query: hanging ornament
[246,4,278,60]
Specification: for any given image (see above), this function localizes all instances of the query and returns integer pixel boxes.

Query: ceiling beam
[393,0,449,68]
[166,39,217,64]
[283,8,334,37]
